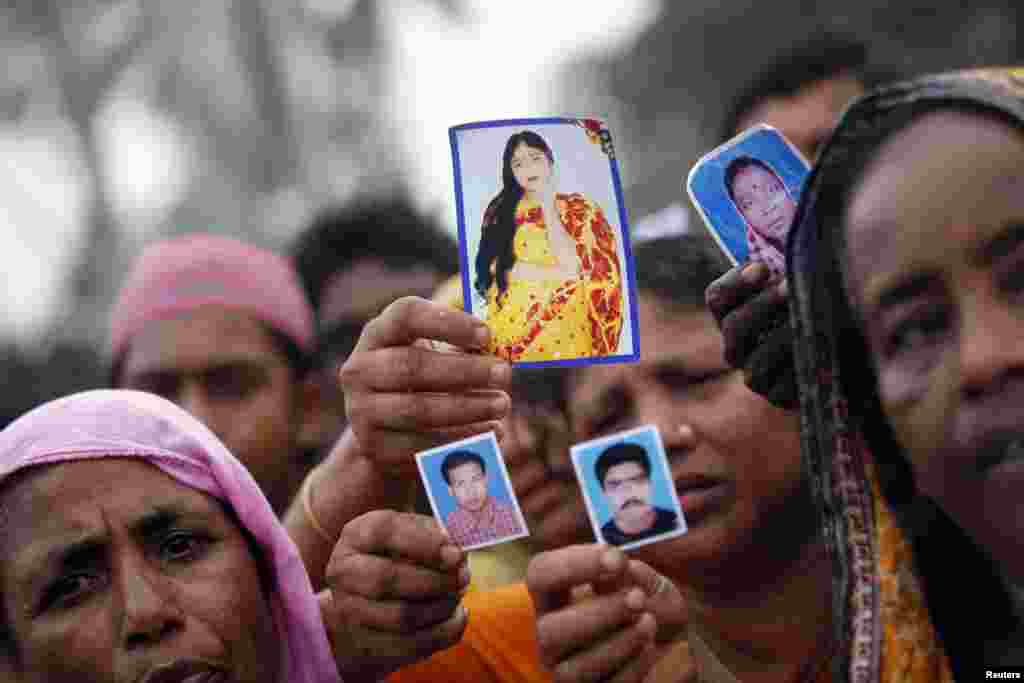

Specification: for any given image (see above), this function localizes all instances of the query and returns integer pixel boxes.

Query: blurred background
[2,0,1022,423]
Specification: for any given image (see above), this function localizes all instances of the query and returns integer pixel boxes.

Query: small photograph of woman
[451,119,638,367]
[724,156,797,276]
[686,124,810,278]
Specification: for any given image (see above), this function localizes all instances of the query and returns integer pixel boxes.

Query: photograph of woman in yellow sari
[465,127,630,364]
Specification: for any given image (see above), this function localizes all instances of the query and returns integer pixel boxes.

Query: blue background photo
[420,435,518,521]
[687,126,810,265]
[573,426,681,531]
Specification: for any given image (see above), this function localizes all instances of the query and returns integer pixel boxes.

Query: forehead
[733,164,779,189]
[121,306,280,376]
[511,143,544,160]
[572,299,722,398]
[319,259,441,330]
[844,110,1024,302]
[0,459,222,564]
[449,460,484,480]
[604,460,646,480]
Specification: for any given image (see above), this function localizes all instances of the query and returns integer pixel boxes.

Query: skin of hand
[528,544,689,683]
[704,262,798,410]
[319,510,471,682]
[502,403,593,550]
[339,296,514,472]
[284,296,512,591]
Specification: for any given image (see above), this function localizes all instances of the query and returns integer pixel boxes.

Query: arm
[284,296,513,590]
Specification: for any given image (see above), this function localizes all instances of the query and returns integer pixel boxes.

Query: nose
[176,381,223,438]
[118,558,185,650]
[958,296,1024,399]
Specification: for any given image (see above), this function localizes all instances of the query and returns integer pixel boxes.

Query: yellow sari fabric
[486,193,623,362]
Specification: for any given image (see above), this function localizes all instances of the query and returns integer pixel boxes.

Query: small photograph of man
[416,432,529,551]
[571,425,687,551]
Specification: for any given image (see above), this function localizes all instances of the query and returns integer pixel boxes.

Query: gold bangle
[301,468,334,545]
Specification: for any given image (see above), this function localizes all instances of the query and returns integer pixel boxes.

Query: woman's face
[730,164,796,241]
[843,109,1024,582]
[510,142,552,195]
[0,458,280,682]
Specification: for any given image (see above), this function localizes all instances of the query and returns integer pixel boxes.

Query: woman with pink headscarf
[0,389,342,682]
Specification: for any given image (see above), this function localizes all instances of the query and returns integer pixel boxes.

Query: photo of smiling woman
[472,129,624,363]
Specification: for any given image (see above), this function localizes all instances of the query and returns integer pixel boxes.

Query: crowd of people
[1,32,1022,682]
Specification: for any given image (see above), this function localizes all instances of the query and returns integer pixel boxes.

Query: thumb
[627,561,687,642]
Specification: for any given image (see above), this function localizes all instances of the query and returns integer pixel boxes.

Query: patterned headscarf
[0,390,341,682]
[787,67,1024,681]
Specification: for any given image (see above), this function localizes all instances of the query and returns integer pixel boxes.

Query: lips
[672,473,727,521]
[140,659,228,683]
[969,432,1024,475]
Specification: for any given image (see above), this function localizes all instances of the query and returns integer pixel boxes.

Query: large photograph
[450,117,640,369]
[686,124,811,277]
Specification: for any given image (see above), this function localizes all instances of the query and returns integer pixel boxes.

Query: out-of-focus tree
[2,0,468,356]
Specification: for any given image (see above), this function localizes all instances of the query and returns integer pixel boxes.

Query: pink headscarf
[0,389,341,683]
[108,233,315,370]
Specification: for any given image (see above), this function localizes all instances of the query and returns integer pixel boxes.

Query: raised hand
[705,262,797,410]
[339,296,513,473]
[529,544,689,683]
[321,510,471,681]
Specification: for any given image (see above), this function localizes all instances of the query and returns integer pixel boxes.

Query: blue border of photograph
[569,424,687,553]
[414,431,530,552]
[448,116,641,370]
[685,124,810,266]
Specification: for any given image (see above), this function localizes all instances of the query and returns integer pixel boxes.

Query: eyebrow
[577,383,627,423]
[20,503,202,585]
[871,272,939,312]
[971,222,1024,266]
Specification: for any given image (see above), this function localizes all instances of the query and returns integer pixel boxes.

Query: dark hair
[722,156,783,206]
[720,32,869,144]
[632,234,730,312]
[290,195,458,317]
[474,131,555,301]
[809,100,1020,678]
[441,450,486,485]
[595,443,651,489]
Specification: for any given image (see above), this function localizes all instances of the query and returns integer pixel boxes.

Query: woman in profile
[474,130,623,362]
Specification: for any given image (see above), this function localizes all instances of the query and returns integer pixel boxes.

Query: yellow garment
[871,462,954,682]
[467,538,534,593]
[486,194,623,362]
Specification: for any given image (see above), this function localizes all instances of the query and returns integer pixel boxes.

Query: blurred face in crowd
[600,459,655,534]
[315,259,443,442]
[510,143,553,196]
[843,109,1024,582]
[447,461,489,512]
[735,72,865,161]
[117,306,315,515]
[569,292,810,580]
[730,163,796,241]
[0,458,279,682]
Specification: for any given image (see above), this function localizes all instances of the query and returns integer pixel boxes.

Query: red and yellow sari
[486,193,623,362]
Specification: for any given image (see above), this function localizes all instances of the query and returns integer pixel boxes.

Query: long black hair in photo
[474,130,554,301]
